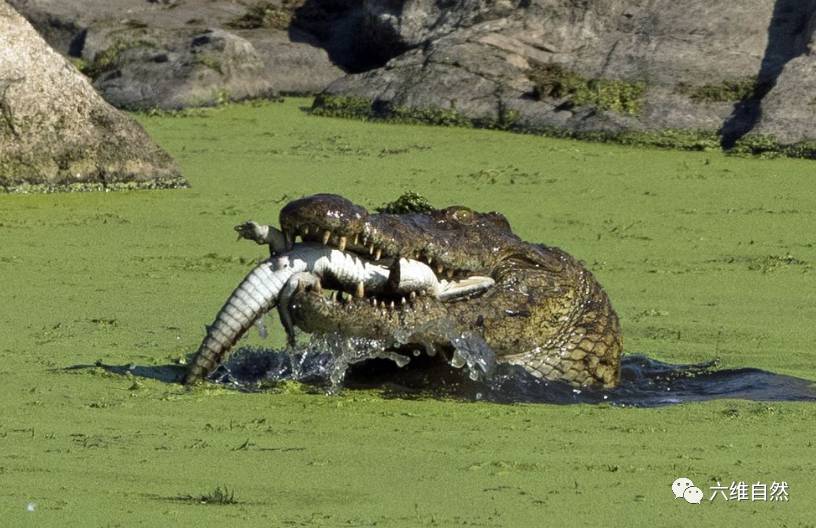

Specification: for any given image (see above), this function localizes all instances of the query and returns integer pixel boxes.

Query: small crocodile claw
[234,220,264,244]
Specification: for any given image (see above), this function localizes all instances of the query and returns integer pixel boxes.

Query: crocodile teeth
[338,236,347,251]
[436,264,444,274]
[401,297,406,306]
[446,269,454,279]
[322,230,332,245]
[427,256,433,265]
[368,243,375,255]
[353,234,359,246]
[389,300,395,310]
[409,291,416,301]
[375,248,382,261]
[355,281,364,298]
[302,225,310,236]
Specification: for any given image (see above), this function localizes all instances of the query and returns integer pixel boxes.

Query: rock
[10,0,816,150]
[746,9,816,145]
[9,0,346,109]
[320,0,816,151]
[242,26,347,95]
[84,27,276,109]
[361,0,518,50]
[753,56,816,145]
[0,1,184,191]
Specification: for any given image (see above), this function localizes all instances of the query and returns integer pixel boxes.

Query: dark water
[201,333,816,407]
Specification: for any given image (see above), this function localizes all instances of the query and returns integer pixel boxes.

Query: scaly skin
[279,195,622,388]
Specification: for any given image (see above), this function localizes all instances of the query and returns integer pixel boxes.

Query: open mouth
[282,220,465,279]
[277,219,495,309]
[182,194,503,385]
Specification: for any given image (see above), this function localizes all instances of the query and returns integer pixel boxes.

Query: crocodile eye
[449,207,474,224]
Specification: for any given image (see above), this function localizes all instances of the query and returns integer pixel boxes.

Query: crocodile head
[279,194,623,388]
[280,193,523,279]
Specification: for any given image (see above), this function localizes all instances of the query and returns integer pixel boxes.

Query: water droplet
[450,350,466,369]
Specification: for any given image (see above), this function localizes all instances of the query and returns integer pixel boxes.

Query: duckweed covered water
[1,98,815,526]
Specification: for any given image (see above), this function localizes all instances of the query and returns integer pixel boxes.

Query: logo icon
[673,477,702,504]
[683,486,704,504]
[673,477,789,503]
[672,477,694,499]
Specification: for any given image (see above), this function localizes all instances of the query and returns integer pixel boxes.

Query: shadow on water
[64,362,187,384]
[719,0,816,148]
[74,345,816,408]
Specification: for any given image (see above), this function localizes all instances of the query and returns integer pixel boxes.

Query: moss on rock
[527,63,646,115]
[730,135,816,159]
[676,77,760,103]
[83,39,157,80]
[310,95,517,130]
[227,1,301,30]
[310,95,816,161]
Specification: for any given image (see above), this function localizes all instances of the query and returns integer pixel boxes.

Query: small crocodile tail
[184,261,292,384]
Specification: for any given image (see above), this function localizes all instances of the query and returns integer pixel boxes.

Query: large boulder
[748,9,816,145]
[0,1,185,192]
[9,0,347,109]
[319,0,816,151]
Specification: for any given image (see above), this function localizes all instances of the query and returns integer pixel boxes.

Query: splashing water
[210,331,816,406]
[390,320,497,382]
[213,333,416,393]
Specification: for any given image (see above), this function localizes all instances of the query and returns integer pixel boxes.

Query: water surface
[198,333,816,407]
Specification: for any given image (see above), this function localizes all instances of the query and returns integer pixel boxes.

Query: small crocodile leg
[277,272,322,347]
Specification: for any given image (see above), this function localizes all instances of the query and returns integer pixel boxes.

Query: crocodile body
[185,194,622,388]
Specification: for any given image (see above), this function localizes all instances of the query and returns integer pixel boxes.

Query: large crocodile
[184,194,622,388]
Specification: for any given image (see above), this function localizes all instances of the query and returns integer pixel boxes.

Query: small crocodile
[184,194,622,388]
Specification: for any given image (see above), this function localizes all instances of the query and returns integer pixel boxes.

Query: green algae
[676,77,761,103]
[310,95,816,160]
[227,1,298,30]
[0,98,814,526]
[375,191,435,214]
[82,38,158,80]
[528,63,646,115]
